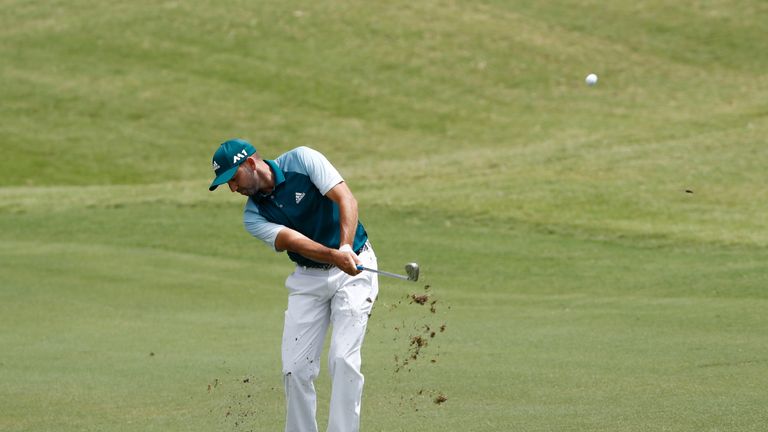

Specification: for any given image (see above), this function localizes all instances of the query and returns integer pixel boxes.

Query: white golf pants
[282,244,378,432]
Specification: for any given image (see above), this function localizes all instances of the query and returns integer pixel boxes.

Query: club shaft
[357,265,410,280]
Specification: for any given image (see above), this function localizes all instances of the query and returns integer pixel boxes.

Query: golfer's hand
[335,244,362,276]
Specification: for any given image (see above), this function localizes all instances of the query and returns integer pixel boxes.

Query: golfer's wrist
[339,244,354,254]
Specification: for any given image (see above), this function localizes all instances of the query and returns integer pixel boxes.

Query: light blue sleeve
[291,146,344,195]
[243,199,285,252]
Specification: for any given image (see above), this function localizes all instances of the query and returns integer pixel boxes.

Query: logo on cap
[233,150,248,164]
[212,161,220,171]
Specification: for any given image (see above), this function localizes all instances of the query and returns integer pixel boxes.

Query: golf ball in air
[585,73,598,86]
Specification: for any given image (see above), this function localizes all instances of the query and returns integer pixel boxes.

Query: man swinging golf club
[209,138,378,432]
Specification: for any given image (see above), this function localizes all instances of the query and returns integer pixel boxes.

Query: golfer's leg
[327,251,378,432]
[282,270,331,432]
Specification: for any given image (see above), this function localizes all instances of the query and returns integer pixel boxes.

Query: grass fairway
[2,1,767,431]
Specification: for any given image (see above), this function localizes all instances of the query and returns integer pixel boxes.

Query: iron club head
[405,263,420,282]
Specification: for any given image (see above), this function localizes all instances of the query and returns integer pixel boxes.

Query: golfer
[209,138,378,432]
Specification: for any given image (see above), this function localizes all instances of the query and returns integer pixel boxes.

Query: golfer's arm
[324,181,358,248]
[274,228,343,265]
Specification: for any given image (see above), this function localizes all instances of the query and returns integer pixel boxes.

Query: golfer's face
[228,164,259,196]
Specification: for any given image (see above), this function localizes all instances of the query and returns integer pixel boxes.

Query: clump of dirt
[395,321,447,372]
[409,335,428,359]
[410,294,429,305]
[409,285,440,312]
[388,282,451,412]
[393,283,448,372]
[403,388,449,411]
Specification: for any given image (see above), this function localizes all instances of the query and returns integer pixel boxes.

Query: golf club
[356,262,419,282]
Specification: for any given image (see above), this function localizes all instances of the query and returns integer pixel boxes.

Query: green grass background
[1,0,767,430]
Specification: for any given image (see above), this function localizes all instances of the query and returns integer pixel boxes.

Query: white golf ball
[585,73,598,86]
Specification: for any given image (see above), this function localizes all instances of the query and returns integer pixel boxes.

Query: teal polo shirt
[243,146,368,267]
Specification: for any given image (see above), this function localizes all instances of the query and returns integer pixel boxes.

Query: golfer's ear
[246,156,258,169]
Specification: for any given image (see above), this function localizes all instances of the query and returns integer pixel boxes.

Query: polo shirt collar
[265,159,285,187]
[253,160,285,203]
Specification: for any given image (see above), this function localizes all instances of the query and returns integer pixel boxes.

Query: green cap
[209,139,257,191]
